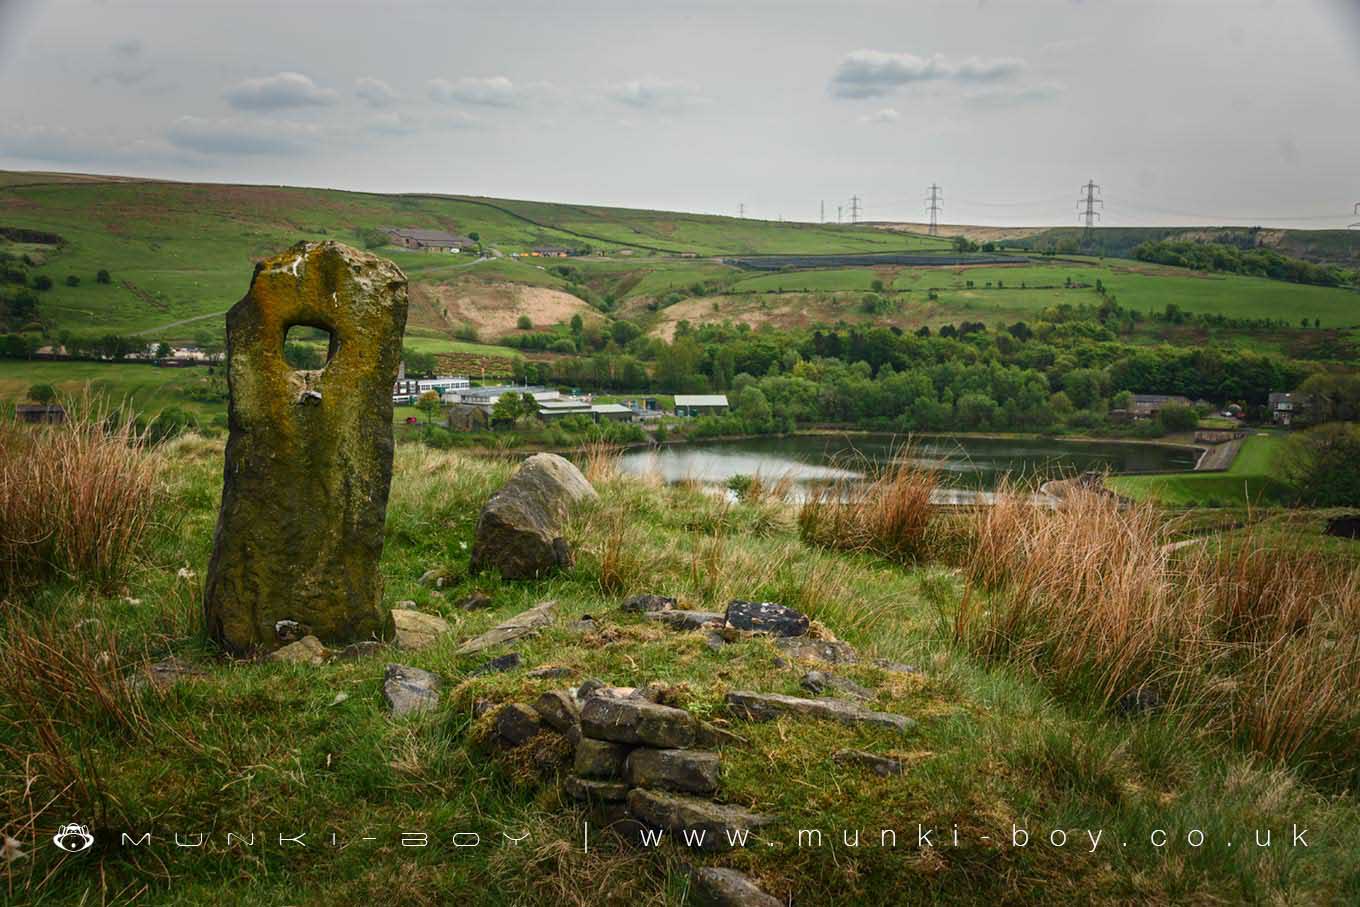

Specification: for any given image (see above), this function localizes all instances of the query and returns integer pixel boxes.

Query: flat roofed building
[674,394,729,417]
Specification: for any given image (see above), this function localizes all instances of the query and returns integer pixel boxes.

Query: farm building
[590,403,634,423]
[530,245,574,258]
[1111,394,1193,422]
[453,385,560,414]
[674,394,729,417]
[537,399,593,420]
[1268,392,1312,426]
[15,403,65,424]
[386,228,473,253]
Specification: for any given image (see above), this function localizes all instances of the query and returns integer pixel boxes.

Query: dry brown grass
[798,449,938,564]
[0,404,163,592]
[956,486,1360,772]
[581,440,622,485]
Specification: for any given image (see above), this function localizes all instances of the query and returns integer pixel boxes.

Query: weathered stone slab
[625,789,774,852]
[625,748,720,795]
[533,689,581,735]
[773,637,858,664]
[646,610,725,630]
[454,600,556,656]
[621,594,676,613]
[833,748,906,777]
[383,663,441,717]
[580,697,696,748]
[204,241,407,654]
[690,867,782,907]
[563,775,630,802]
[391,608,453,651]
[725,691,914,732]
[266,635,328,665]
[470,453,597,579]
[574,738,633,779]
[725,600,809,637]
[469,653,521,676]
[495,703,544,746]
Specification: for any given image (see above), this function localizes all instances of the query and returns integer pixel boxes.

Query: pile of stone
[490,679,771,853]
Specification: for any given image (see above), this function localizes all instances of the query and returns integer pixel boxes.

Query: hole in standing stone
[283,324,337,370]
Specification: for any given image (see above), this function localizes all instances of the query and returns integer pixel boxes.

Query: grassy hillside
[1107,433,1292,506]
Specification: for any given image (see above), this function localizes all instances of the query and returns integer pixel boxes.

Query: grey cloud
[963,82,1064,109]
[224,72,339,111]
[606,78,706,111]
[166,115,321,155]
[355,77,399,109]
[427,75,519,107]
[111,37,143,57]
[830,49,1025,98]
[0,121,181,165]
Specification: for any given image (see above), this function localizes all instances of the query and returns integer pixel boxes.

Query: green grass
[0,359,226,419]
[3,439,1358,905]
[1108,433,1292,506]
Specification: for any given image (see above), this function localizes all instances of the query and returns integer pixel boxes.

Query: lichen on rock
[204,241,408,654]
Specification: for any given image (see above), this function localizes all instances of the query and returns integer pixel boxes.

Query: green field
[0,359,225,419]
[1108,433,1292,506]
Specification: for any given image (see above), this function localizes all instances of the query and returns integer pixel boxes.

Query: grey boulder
[470,453,597,579]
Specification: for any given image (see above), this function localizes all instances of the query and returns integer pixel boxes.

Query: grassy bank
[2,419,1358,905]
[1108,433,1292,506]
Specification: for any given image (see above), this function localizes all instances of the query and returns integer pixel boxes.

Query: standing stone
[204,241,407,654]
[469,453,597,579]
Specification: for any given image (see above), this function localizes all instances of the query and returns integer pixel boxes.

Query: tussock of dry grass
[0,404,163,592]
[798,449,938,563]
[956,487,1360,772]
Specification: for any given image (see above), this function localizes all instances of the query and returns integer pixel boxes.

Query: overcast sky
[1,0,1358,227]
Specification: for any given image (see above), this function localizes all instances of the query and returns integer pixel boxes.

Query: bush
[96,269,111,284]
[33,275,53,291]
[452,323,480,343]
[144,406,199,444]
[65,275,80,287]
[1157,403,1198,433]
[0,405,162,591]
[516,315,533,330]
[27,383,57,404]
[1279,422,1360,507]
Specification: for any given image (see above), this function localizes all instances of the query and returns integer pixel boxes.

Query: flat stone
[621,594,676,613]
[625,789,775,852]
[203,241,405,655]
[563,775,630,803]
[625,748,720,795]
[872,658,920,674]
[695,721,749,749]
[725,600,809,637]
[725,691,914,733]
[266,635,328,665]
[495,703,544,746]
[833,749,906,777]
[580,697,696,748]
[647,610,725,630]
[533,689,581,735]
[383,663,441,717]
[690,867,781,907]
[773,637,859,664]
[459,592,494,610]
[391,608,454,651]
[575,738,633,779]
[335,640,385,660]
[800,670,874,701]
[528,665,576,680]
[469,652,522,676]
[455,600,556,656]
[470,453,597,579]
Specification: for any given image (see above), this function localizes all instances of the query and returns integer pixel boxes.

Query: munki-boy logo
[52,824,95,853]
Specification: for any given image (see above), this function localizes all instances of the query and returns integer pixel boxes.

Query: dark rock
[495,702,544,746]
[203,242,406,655]
[563,775,630,802]
[528,665,576,680]
[621,594,677,613]
[533,689,581,734]
[647,610,725,630]
[726,690,914,733]
[469,653,521,676]
[690,867,781,907]
[469,453,597,580]
[704,631,727,652]
[800,670,874,701]
[696,721,749,749]
[577,678,607,699]
[725,600,809,637]
[626,748,720,795]
[455,600,556,656]
[459,592,494,610]
[575,738,633,779]
[580,697,697,748]
[383,663,441,717]
[773,637,858,664]
[1116,687,1164,716]
[1324,514,1360,540]
[625,789,775,852]
[834,748,905,777]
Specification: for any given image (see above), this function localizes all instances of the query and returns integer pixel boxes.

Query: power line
[837,204,843,224]
[849,195,861,224]
[1078,179,1103,241]
[925,184,943,236]
[820,200,825,224]
[738,203,744,219]
[1352,202,1360,230]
